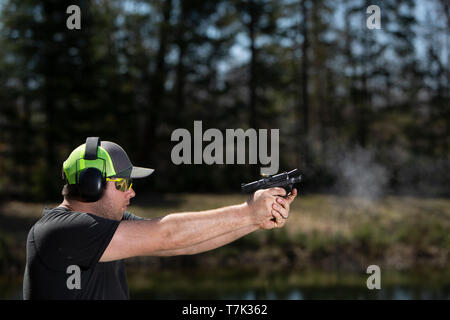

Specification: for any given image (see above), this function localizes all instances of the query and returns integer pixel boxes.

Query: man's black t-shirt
[23,207,144,300]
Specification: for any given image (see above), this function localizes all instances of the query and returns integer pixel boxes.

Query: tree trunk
[299,0,310,168]
[248,0,259,177]
[141,0,172,164]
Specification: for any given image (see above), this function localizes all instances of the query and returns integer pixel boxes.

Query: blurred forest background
[0,0,448,201]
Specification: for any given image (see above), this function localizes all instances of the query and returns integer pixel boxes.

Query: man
[23,137,297,299]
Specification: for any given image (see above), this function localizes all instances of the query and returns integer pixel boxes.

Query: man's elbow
[152,218,185,252]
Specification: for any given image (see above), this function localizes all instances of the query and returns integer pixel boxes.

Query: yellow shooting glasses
[106,177,133,192]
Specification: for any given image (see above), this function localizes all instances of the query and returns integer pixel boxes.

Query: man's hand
[246,187,297,229]
[268,188,297,229]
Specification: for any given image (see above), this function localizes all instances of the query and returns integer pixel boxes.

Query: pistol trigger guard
[284,185,292,197]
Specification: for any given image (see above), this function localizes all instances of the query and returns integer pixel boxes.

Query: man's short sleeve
[33,210,120,271]
[122,211,146,221]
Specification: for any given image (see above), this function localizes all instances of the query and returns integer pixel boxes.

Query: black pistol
[241,169,302,197]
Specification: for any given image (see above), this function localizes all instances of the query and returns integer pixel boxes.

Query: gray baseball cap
[63,138,154,184]
[100,141,154,179]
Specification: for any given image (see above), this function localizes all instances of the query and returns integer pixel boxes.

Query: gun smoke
[319,143,450,200]
[325,146,388,201]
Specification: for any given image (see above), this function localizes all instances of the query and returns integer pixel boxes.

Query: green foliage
[351,222,390,258]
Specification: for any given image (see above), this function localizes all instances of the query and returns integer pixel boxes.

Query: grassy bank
[0,194,449,275]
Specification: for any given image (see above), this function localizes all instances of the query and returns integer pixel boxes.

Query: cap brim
[130,166,155,179]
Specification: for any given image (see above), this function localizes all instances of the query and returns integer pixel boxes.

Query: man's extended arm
[152,189,296,256]
[100,188,294,262]
[152,224,258,256]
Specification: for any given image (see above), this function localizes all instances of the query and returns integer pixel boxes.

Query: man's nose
[127,187,136,198]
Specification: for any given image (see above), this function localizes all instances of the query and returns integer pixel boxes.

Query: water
[126,268,450,300]
[2,268,449,300]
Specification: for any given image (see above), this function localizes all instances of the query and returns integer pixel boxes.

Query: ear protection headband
[76,137,106,202]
